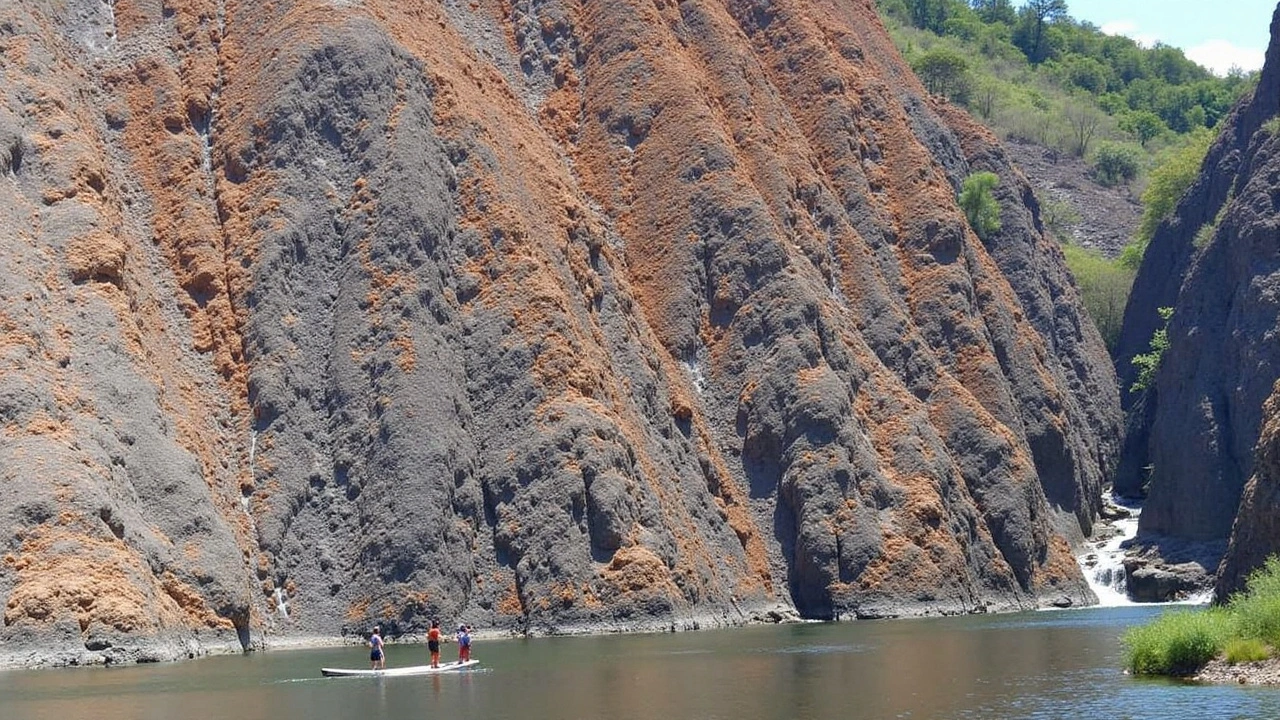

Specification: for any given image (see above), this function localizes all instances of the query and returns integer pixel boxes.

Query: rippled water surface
[4,605,1280,720]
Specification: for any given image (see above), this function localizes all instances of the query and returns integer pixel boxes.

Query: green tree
[1065,99,1106,156]
[1118,109,1167,147]
[1014,0,1067,64]
[971,76,1001,119]
[1131,307,1173,393]
[907,0,957,32]
[914,46,972,100]
[1059,54,1112,94]
[971,0,1016,24]
[959,171,1002,239]
[1146,44,1206,85]
[1091,141,1142,186]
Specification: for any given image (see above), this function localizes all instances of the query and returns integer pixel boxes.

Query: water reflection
[4,607,1280,720]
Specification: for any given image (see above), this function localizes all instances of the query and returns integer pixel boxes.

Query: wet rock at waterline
[1124,561,1212,603]
[0,0,1118,667]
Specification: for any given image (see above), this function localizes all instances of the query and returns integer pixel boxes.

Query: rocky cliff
[1115,3,1280,566]
[0,0,1119,667]
[1218,381,1280,600]
[1209,5,1280,601]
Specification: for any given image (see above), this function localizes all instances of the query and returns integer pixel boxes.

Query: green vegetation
[1264,115,1280,136]
[1130,306,1172,393]
[1090,141,1141,186]
[1123,608,1234,675]
[914,47,972,101]
[1194,198,1230,249]
[959,171,1002,239]
[876,0,1256,281]
[877,0,1254,163]
[1123,128,1215,268]
[1060,244,1133,350]
[1228,557,1280,647]
[1225,638,1270,665]
[1124,557,1280,676]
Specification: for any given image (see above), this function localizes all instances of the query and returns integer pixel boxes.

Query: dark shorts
[428,640,440,653]
[371,650,383,661]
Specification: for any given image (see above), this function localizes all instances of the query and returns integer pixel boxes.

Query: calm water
[4,606,1280,720]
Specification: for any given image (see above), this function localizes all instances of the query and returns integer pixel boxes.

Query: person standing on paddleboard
[368,626,386,670]
[427,619,442,668]
[456,624,471,664]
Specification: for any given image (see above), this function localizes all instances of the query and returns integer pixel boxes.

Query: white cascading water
[1079,496,1142,606]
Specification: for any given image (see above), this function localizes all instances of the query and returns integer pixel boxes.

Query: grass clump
[1225,638,1271,665]
[1229,556,1280,647]
[1123,609,1233,675]
[1124,556,1280,676]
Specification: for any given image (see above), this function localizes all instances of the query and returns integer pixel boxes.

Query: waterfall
[273,587,289,617]
[1080,495,1141,606]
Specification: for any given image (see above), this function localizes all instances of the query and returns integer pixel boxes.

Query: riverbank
[0,603,806,670]
[1195,657,1280,685]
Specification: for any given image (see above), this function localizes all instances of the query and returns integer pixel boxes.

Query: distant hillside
[876,0,1254,163]
[873,1,1258,354]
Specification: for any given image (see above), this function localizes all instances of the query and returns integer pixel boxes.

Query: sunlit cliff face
[0,0,1119,666]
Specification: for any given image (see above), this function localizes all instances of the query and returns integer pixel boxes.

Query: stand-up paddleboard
[321,659,479,677]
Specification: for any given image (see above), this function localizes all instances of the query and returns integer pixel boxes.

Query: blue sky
[1064,0,1275,75]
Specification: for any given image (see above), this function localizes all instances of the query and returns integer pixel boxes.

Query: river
[4,605,1279,720]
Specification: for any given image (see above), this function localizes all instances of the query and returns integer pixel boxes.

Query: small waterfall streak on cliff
[273,587,289,617]
[1082,499,1141,607]
[241,430,257,513]
[682,357,706,395]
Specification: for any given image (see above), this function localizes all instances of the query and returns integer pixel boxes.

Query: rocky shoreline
[1193,657,1280,685]
[0,605,809,671]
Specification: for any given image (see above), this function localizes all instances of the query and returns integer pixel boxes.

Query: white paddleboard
[321,659,479,677]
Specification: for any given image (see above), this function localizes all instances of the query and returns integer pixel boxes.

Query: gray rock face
[1,0,1119,666]
[936,103,1121,543]
[1218,381,1280,601]
[1125,560,1210,603]
[1116,5,1280,543]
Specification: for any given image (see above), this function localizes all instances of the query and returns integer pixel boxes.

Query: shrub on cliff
[1130,306,1172,393]
[959,171,1002,240]
[1120,127,1214,268]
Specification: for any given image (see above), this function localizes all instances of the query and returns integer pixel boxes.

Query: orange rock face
[0,0,1118,666]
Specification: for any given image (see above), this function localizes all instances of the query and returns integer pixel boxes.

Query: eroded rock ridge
[0,0,1118,666]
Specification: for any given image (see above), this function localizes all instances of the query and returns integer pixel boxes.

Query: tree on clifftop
[1014,0,1068,63]
[972,0,1017,25]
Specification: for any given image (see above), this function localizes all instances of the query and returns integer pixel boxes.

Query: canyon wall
[1211,5,1280,601]
[1116,4,1280,571]
[0,0,1118,666]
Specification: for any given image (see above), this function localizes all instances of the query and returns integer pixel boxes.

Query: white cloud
[1099,20,1159,48]
[1095,20,1264,76]
[1186,40,1266,76]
